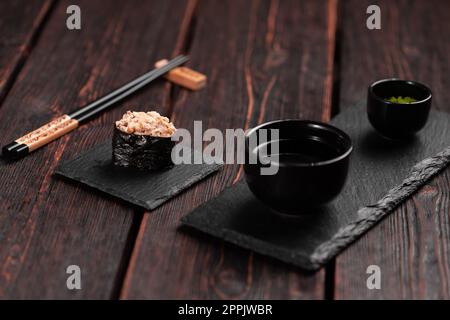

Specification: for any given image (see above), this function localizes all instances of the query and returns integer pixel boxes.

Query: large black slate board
[55,143,222,210]
[181,104,450,270]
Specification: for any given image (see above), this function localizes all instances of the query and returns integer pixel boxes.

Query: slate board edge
[310,145,450,265]
[181,216,318,271]
[54,168,154,209]
[142,163,223,209]
[55,164,222,211]
[180,144,450,271]
[54,143,224,211]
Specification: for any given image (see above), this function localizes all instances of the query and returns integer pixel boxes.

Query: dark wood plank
[335,0,450,299]
[121,0,338,299]
[0,0,53,102]
[0,0,192,299]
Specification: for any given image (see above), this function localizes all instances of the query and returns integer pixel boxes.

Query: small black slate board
[181,104,450,270]
[55,143,222,211]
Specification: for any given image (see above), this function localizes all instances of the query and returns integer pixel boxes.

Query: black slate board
[181,104,450,270]
[55,143,222,211]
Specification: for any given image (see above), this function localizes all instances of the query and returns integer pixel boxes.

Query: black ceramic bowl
[367,79,432,139]
[243,120,352,215]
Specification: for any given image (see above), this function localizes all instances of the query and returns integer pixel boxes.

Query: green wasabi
[386,96,417,104]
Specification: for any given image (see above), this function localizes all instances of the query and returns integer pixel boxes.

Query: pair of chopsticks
[2,55,189,160]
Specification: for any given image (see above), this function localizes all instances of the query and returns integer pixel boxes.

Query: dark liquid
[257,138,341,164]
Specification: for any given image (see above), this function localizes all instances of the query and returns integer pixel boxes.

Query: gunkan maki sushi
[113,110,176,170]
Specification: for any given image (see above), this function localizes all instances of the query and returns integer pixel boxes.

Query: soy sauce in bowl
[257,138,343,165]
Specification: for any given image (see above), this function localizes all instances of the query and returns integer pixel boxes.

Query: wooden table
[0,0,449,299]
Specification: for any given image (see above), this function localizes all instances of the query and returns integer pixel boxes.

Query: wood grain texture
[0,0,53,102]
[0,0,191,299]
[335,0,450,299]
[121,0,338,299]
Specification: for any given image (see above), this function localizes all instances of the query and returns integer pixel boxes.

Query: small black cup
[243,120,352,215]
[367,79,432,139]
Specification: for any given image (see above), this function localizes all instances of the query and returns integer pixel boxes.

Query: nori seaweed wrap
[112,111,176,170]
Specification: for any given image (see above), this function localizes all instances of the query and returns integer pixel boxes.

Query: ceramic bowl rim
[245,119,353,167]
[369,78,432,105]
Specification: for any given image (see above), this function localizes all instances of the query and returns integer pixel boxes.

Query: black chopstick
[2,55,189,160]
[69,55,189,123]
